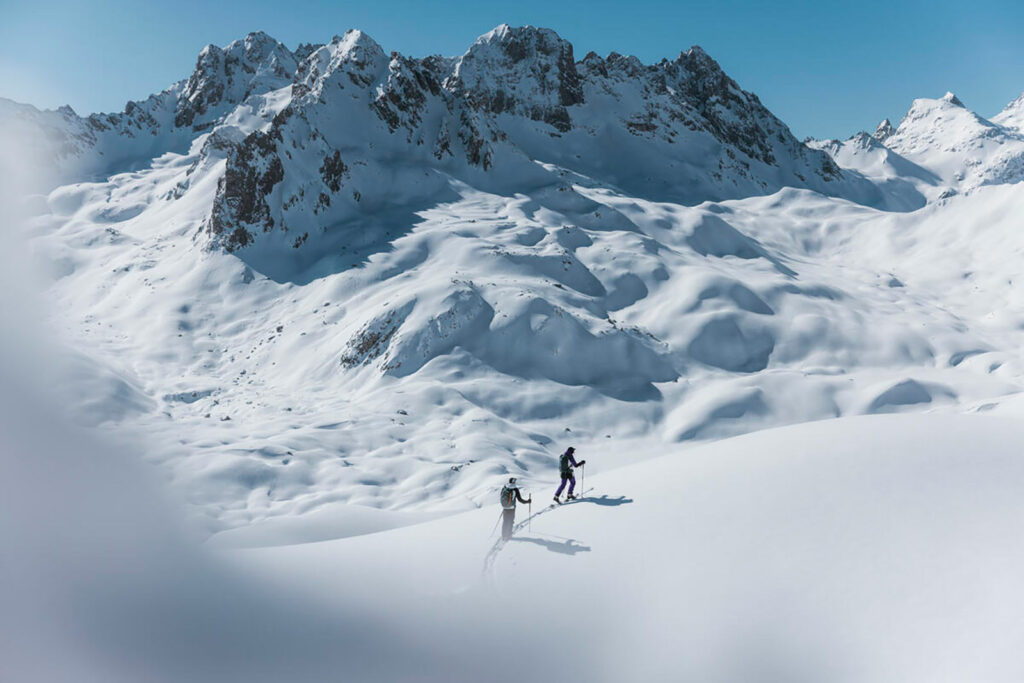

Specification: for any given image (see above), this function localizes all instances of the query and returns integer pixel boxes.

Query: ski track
[482,487,595,584]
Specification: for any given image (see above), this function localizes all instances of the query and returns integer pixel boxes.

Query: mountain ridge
[9,24,1024,530]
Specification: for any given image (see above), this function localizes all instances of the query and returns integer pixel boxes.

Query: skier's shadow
[579,494,633,507]
[509,536,592,556]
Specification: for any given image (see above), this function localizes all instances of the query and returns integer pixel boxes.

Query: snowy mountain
[9,22,1024,682]
[993,91,1024,131]
[812,91,1024,201]
[885,91,1024,191]
[806,130,941,208]
[195,25,882,254]
[7,25,1024,539]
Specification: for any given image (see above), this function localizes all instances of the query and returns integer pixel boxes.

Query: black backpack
[500,486,516,509]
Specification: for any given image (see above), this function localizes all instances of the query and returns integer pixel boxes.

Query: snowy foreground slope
[10,397,1024,681]
[230,414,1024,682]
[6,24,1024,538]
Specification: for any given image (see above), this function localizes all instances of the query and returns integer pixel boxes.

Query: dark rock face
[207,128,285,252]
[372,54,441,134]
[670,47,779,165]
[445,25,583,134]
[319,150,347,193]
[873,118,895,142]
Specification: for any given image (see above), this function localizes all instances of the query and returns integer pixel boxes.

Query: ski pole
[529,494,532,532]
[581,462,584,497]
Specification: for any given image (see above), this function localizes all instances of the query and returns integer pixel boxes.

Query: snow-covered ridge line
[6,24,848,208]
[808,89,1024,202]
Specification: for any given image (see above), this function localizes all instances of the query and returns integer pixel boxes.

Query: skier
[500,477,531,540]
[554,446,586,503]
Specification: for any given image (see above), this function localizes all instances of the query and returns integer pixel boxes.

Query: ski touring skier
[499,477,531,540]
[553,446,586,504]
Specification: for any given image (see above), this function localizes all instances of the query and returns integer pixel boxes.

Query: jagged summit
[941,91,965,107]
[176,31,297,128]
[176,24,858,253]
[993,91,1024,131]
[873,118,895,141]
[445,23,582,129]
[1,23,930,215]
[294,29,388,98]
[878,91,1024,192]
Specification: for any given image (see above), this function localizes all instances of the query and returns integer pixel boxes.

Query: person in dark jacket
[554,446,586,503]
[500,477,531,540]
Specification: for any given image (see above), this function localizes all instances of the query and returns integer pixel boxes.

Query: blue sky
[2,0,1022,139]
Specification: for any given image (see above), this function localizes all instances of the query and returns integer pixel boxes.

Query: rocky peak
[294,42,324,62]
[294,30,387,96]
[850,131,877,147]
[444,24,583,131]
[330,30,387,69]
[941,91,965,107]
[175,31,297,129]
[654,46,791,167]
[873,118,895,141]
[673,45,718,73]
[884,90,1024,191]
[993,91,1024,131]
[894,93,996,141]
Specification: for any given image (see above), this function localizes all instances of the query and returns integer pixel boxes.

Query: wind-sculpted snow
[10,25,1024,535]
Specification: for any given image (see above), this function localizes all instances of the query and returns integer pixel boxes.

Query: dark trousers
[501,508,515,540]
[555,475,576,497]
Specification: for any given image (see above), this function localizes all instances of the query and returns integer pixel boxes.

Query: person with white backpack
[499,477,531,540]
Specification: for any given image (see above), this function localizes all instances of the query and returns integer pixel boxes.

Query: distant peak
[873,118,895,141]
[332,29,382,51]
[237,30,275,46]
[477,23,559,43]
[676,45,724,74]
[1001,91,1024,111]
[326,29,386,65]
[941,91,964,107]
[488,23,512,37]
[225,30,288,57]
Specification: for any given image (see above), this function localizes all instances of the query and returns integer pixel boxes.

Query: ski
[551,487,594,506]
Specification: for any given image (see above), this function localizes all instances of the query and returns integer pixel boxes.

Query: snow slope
[11,320,1024,681]
[28,168,1024,535]
[233,414,1024,682]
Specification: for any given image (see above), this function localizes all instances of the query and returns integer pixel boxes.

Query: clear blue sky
[2,0,1023,139]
